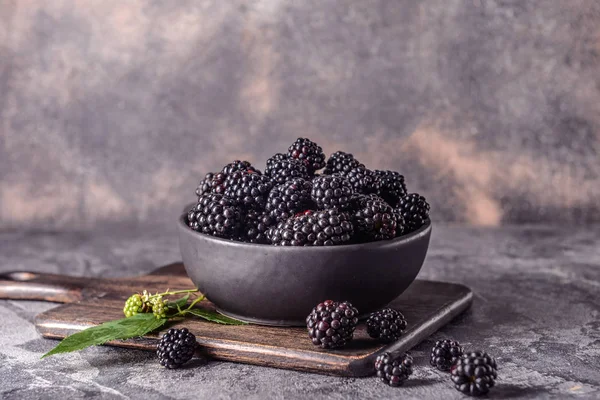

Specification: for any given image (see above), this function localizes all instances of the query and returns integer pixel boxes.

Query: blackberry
[394,210,406,237]
[430,339,464,371]
[156,328,197,369]
[270,209,354,246]
[451,351,498,396]
[306,300,359,349]
[354,197,397,241]
[323,151,364,175]
[366,308,407,343]
[374,352,414,387]
[240,209,274,244]
[266,178,313,222]
[349,193,383,211]
[187,194,243,238]
[311,175,354,210]
[224,171,274,209]
[151,295,168,319]
[287,138,326,173]
[396,193,430,232]
[195,172,227,197]
[373,170,407,206]
[265,156,310,184]
[221,160,260,176]
[345,167,376,194]
[123,294,146,317]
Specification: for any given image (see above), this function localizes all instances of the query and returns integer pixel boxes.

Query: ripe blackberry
[345,167,376,194]
[287,138,326,173]
[349,193,383,211]
[430,339,464,371]
[224,171,274,209]
[354,197,397,241]
[374,352,414,387]
[306,300,359,349]
[451,351,498,396]
[394,210,406,237]
[270,209,354,246]
[221,160,260,176]
[266,178,313,222]
[396,193,430,232]
[311,175,354,210]
[373,170,407,206]
[195,172,227,197]
[366,308,407,343]
[265,156,310,184]
[187,194,243,238]
[240,209,274,244]
[156,328,197,369]
[323,151,364,175]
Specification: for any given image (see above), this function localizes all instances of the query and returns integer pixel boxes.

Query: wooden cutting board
[0,263,472,376]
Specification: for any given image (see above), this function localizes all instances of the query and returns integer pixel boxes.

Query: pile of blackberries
[188,138,430,245]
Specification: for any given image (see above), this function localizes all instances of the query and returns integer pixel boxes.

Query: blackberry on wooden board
[311,175,354,210]
[451,351,498,396]
[266,178,313,222]
[366,308,407,343]
[374,352,414,387]
[306,300,359,349]
[156,328,197,369]
[323,151,364,175]
[287,138,326,173]
[187,194,244,238]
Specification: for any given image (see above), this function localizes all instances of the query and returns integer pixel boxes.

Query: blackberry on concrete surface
[264,156,310,184]
[430,339,463,371]
[306,300,359,349]
[156,328,197,369]
[187,194,243,238]
[287,138,326,173]
[451,351,498,396]
[374,352,414,387]
[195,172,227,197]
[270,209,354,246]
[373,170,407,206]
[366,308,407,343]
[323,151,364,175]
[224,171,274,209]
[311,175,354,210]
[354,197,397,241]
[221,160,261,176]
[266,178,313,222]
[240,209,274,244]
[345,167,376,194]
[396,193,430,232]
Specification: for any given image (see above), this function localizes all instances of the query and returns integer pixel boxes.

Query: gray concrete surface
[2,1,600,229]
[1,224,599,399]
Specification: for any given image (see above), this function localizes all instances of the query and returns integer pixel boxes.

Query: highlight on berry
[188,138,430,246]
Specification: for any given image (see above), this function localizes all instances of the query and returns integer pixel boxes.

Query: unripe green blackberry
[123,294,145,318]
[152,295,168,319]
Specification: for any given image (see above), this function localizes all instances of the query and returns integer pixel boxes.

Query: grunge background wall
[1,0,599,229]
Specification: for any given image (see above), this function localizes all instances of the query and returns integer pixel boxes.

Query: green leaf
[42,313,167,358]
[187,308,247,325]
[167,294,190,310]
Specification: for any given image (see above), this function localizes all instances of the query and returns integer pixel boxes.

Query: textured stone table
[0,224,599,399]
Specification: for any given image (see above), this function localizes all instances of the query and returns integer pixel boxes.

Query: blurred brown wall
[1,0,599,229]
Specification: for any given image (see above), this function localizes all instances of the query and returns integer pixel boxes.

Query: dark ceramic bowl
[177,214,432,326]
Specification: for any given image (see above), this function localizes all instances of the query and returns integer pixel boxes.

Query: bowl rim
[178,213,432,251]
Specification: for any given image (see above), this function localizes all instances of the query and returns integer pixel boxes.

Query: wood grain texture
[22,263,472,376]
